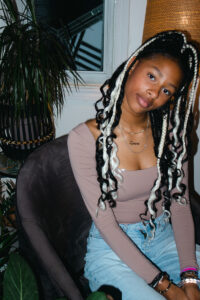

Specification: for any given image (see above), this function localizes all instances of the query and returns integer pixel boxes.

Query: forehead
[138,54,182,71]
[137,54,183,84]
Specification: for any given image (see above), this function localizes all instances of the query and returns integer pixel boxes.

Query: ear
[128,56,138,75]
[170,95,175,102]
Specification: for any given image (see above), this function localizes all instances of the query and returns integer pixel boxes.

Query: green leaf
[25,0,37,25]
[3,252,39,300]
[86,291,108,300]
[0,230,18,254]
[0,0,81,121]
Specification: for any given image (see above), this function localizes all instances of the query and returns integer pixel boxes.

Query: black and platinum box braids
[95,31,199,236]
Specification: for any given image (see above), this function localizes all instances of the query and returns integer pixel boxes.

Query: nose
[147,86,160,99]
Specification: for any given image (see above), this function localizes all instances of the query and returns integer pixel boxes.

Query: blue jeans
[84,214,200,300]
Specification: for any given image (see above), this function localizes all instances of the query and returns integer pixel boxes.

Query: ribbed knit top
[68,122,198,283]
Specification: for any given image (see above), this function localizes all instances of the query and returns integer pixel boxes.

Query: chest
[115,127,157,170]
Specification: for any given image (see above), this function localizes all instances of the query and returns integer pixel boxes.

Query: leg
[85,250,165,300]
[98,285,122,300]
[84,224,165,300]
[196,244,200,277]
[148,222,200,283]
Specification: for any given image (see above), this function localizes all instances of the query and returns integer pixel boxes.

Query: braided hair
[95,30,199,236]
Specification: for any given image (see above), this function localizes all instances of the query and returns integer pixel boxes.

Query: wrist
[181,267,198,274]
[149,272,174,295]
[180,270,199,280]
[179,268,200,289]
[149,271,169,288]
[155,277,173,295]
[178,278,200,289]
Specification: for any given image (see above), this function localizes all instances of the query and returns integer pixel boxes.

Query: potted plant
[0,179,18,298]
[2,253,108,299]
[0,0,81,160]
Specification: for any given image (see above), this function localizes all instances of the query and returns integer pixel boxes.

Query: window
[34,0,148,84]
[35,0,105,72]
[54,0,148,136]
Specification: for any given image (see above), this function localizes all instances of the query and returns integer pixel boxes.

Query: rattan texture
[142,0,200,47]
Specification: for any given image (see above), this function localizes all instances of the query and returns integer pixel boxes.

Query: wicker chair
[16,134,92,300]
[16,134,200,300]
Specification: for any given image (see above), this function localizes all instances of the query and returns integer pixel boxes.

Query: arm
[68,124,160,283]
[170,161,200,300]
[170,160,199,270]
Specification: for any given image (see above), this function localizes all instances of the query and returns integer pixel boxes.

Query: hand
[161,283,188,300]
[181,284,200,300]
[106,295,114,300]
[155,278,188,300]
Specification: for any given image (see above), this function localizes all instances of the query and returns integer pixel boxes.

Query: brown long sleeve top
[68,122,199,283]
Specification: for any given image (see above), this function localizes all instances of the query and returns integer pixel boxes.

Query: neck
[119,111,149,131]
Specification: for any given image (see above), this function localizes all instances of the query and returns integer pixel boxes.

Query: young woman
[68,31,200,300]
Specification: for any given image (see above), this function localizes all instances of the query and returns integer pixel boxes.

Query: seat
[16,134,92,300]
[16,134,200,300]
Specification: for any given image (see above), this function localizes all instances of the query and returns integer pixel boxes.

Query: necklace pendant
[129,141,140,145]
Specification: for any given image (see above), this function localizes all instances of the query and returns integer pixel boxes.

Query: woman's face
[122,54,183,115]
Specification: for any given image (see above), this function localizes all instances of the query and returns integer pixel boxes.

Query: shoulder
[68,120,97,172]
[85,119,100,140]
[68,120,97,155]
[68,119,100,140]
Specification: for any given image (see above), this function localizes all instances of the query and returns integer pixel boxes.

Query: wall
[54,0,200,195]
[55,0,147,136]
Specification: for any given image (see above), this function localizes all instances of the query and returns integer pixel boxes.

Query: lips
[137,94,151,108]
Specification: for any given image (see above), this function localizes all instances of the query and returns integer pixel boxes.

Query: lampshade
[142,0,200,48]
[142,0,200,140]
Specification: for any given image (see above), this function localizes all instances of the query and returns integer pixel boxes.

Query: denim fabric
[84,214,200,300]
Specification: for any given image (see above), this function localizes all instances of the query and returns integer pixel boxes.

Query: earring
[129,64,136,75]
[170,96,175,101]
[128,59,138,75]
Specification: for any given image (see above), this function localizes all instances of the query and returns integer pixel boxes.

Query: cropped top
[68,122,198,283]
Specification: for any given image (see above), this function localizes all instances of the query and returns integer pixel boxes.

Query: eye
[147,73,155,81]
[162,88,171,96]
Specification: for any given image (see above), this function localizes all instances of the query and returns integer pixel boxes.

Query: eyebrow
[152,66,178,91]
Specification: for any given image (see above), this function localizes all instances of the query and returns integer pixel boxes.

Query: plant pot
[0,103,55,161]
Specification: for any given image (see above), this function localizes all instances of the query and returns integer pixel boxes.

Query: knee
[98,285,122,300]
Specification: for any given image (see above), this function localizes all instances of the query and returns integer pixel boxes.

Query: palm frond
[0,0,82,120]
[0,180,16,222]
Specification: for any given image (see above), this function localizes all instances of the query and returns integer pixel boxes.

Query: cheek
[125,76,140,96]
[154,96,171,108]
[124,81,133,99]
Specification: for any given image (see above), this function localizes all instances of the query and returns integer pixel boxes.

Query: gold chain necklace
[120,128,149,153]
[119,117,150,135]
[118,118,149,154]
